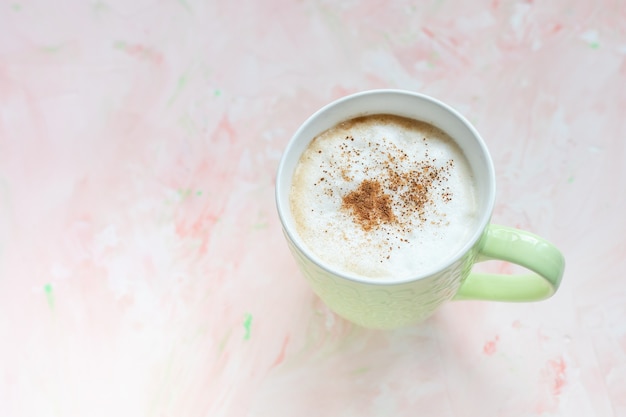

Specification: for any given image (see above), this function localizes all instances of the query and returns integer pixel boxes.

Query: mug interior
[275,89,495,285]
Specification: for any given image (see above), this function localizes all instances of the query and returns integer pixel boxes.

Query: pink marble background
[1,0,625,416]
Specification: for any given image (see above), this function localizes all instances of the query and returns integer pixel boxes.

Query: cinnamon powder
[316,115,455,234]
[342,180,395,231]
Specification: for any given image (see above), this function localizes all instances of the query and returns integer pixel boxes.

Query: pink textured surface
[1,1,625,416]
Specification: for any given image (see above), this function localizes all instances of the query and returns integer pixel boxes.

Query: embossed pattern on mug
[286,235,479,328]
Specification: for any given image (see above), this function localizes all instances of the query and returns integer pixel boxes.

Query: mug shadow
[252,294,513,416]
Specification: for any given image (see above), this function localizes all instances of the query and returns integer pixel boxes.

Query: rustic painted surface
[1,1,625,416]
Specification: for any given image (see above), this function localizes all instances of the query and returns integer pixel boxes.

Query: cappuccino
[290,114,478,280]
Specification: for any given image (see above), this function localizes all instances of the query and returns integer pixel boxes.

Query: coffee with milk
[289,114,478,280]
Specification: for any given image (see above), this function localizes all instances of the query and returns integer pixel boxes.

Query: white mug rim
[275,89,496,286]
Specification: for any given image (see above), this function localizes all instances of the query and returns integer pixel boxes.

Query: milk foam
[290,114,478,280]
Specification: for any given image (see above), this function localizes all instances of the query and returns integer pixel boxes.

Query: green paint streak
[243,313,253,340]
[12,3,21,11]
[113,40,126,50]
[567,176,574,183]
[218,329,232,353]
[178,0,193,13]
[92,1,108,14]
[350,367,370,375]
[177,188,192,199]
[214,89,222,97]
[41,45,63,54]
[167,74,189,107]
[178,114,198,134]
[196,190,202,196]
[177,74,189,89]
[147,349,176,415]
[590,42,600,49]
[427,52,439,68]
[252,222,268,230]
[44,283,54,309]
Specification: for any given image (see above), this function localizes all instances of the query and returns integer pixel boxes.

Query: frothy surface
[290,114,478,280]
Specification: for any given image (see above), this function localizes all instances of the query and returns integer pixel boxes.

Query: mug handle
[454,225,565,302]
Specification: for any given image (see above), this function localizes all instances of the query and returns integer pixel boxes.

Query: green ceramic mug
[275,90,565,329]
